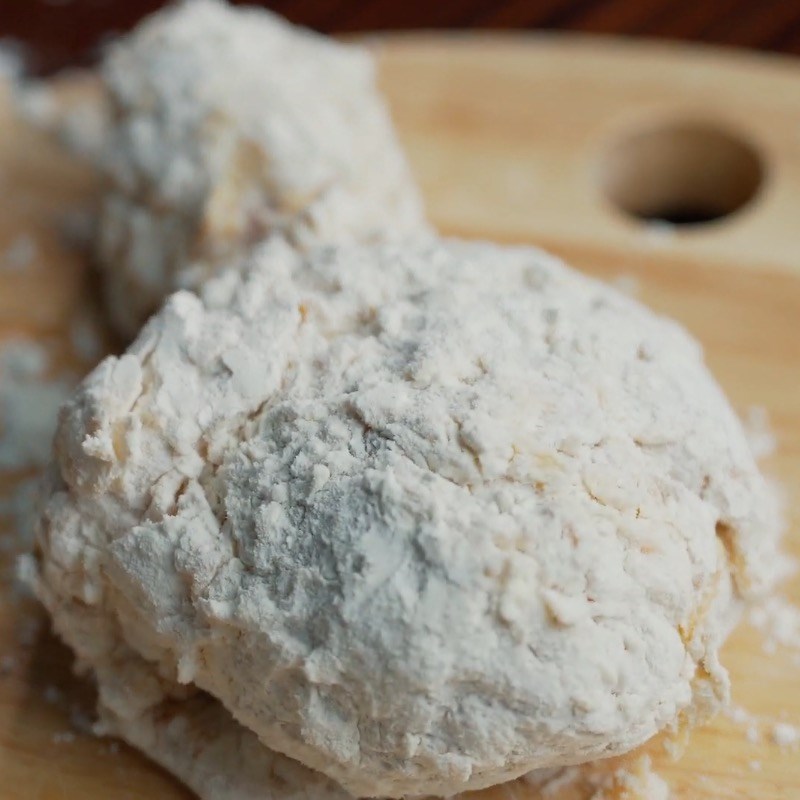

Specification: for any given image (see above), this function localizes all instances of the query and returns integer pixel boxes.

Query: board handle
[598,120,764,228]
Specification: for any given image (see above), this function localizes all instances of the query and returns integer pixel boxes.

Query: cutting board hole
[600,122,763,227]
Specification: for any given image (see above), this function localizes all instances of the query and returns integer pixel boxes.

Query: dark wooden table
[2,0,800,74]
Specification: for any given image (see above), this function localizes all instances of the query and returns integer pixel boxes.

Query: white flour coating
[95,0,427,336]
[33,237,780,798]
[99,689,349,800]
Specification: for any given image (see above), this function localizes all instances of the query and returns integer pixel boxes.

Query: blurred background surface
[3,0,800,74]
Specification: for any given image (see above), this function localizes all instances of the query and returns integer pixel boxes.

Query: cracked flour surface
[31,237,781,798]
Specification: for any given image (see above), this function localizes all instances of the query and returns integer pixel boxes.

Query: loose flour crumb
[2,234,36,272]
[725,702,800,751]
[15,82,58,128]
[605,757,670,800]
[749,759,762,771]
[69,705,95,734]
[52,731,76,745]
[532,756,670,800]
[57,97,109,160]
[750,596,800,654]
[43,684,64,705]
[743,405,778,460]
[0,339,47,376]
[19,79,110,162]
[726,705,752,725]
[772,723,799,748]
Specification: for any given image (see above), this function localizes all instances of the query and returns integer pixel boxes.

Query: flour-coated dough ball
[34,237,780,798]
[97,0,427,335]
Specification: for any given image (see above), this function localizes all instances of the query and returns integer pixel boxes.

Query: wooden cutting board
[0,34,799,800]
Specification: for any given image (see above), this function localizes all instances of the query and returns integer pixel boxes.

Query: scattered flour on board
[0,70,107,728]
[604,761,670,800]
[18,81,109,162]
[43,684,64,705]
[0,338,83,608]
[749,596,800,657]
[713,401,800,770]
[772,723,799,748]
[525,756,670,799]
[727,705,752,726]
[57,98,109,161]
[738,404,800,666]
[0,326,106,745]
[1,234,36,272]
[69,704,95,734]
[0,340,74,470]
[725,703,800,752]
[725,705,762,744]
[0,331,104,692]
[15,82,58,129]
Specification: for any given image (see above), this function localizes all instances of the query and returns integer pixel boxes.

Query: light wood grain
[1,34,799,800]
